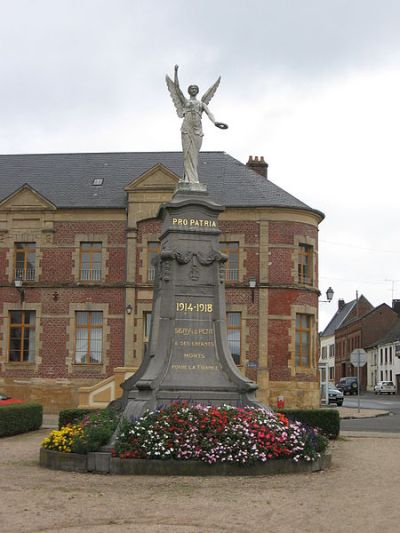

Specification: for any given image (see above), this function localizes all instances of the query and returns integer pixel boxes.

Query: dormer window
[92,178,104,186]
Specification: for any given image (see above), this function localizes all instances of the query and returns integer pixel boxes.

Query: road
[340,392,400,433]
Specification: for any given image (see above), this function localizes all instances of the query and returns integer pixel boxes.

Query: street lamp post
[319,287,334,405]
[320,286,334,303]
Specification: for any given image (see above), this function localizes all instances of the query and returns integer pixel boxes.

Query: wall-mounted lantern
[248,277,257,303]
[14,278,25,303]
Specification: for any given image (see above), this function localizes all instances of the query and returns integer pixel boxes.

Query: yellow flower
[41,423,82,453]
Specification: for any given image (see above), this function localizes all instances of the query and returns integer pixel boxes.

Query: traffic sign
[350,348,367,367]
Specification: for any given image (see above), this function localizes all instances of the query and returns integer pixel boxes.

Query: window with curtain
[147,242,160,281]
[9,310,36,362]
[143,312,152,356]
[220,242,239,282]
[80,242,102,281]
[295,314,313,367]
[15,242,36,281]
[298,243,313,285]
[227,312,241,365]
[75,311,103,364]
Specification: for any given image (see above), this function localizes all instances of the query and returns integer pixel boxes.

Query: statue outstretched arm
[203,103,228,129]
[173,65,185,104]
[203,103,216,124]
[201,76,228,129]
[165,65,185,118]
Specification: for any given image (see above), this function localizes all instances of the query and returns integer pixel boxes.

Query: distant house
[319,296,373,382]
[335,302,399,390]
[366,311,400,392]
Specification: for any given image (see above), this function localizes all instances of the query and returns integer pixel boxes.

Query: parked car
[0,394,24,406]
[374,381,396,395]
[336,377,358,395]
[328,384,344,406]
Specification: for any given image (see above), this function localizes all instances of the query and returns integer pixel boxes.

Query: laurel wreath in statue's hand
[215,122,228,129]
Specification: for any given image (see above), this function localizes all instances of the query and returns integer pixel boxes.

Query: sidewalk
[336,406,390,419]
[41,414,59,429]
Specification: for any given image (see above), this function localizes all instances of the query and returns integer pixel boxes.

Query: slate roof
[0,151,323,217]
[320,299,357,337]
[367,318,400,348]
[339,302,395,330]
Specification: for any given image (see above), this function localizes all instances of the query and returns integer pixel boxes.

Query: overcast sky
[1,0,399,329]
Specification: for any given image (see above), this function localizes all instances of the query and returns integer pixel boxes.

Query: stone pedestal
[115,188,265,420]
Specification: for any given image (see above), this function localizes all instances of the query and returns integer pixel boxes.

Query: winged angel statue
[166,65,228,184]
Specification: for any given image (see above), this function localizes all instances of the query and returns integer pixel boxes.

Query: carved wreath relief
[159,245,227,283]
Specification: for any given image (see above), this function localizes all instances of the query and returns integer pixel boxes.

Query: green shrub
[58,408,100,429]
[0,403,43,437]
[70,409,119,454]
[42,410,118,454]
[277,408,340,439]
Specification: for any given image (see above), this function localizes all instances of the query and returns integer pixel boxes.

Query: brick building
[0,152,324,412]
[335,301,399,390]
[319,297,365,383]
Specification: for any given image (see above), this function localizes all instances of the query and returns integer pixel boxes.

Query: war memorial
[38,67,331,475]
[114,65,264,420]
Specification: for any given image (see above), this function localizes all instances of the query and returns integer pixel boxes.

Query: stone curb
[340,431,400,438]
[339,410,390,420]
[39,448,331,476]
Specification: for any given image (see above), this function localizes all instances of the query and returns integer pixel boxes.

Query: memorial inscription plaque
[114,186,265,421]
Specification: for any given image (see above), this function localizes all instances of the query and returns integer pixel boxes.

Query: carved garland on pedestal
[159,247,227,282]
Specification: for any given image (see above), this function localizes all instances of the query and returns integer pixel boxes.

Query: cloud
[0,0,400,330]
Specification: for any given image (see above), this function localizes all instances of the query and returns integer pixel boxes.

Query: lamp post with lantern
[319,287,334,405]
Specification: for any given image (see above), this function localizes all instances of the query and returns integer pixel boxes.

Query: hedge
[0,403,43,437]
[278,408,340,439]
[58,408,101,429]
[58,407,340,439]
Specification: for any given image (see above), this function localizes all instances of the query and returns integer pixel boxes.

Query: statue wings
[165,72,221,114]
[165,75,185,118]
[201,77,221,105]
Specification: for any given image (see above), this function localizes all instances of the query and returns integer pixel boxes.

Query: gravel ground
[1,425,400,533]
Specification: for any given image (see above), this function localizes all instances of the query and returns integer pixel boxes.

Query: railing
[298,275,312,285]
[78,366,138,409]
[80,269,101,281]
[225,268,239,282]
[15,268,35,281]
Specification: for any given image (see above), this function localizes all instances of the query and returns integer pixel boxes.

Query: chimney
[246,155,268,178]
[392,299,400,315]
[338,299,345,311]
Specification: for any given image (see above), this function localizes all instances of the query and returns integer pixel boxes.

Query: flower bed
[41,409,118,454]
[112,403,328,465]
[40,403,330,475]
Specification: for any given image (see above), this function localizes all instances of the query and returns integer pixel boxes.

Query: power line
[319,276,387,285]
[320,239,400,254]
